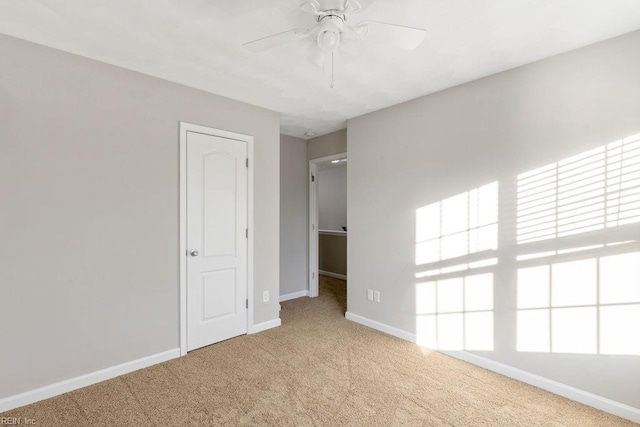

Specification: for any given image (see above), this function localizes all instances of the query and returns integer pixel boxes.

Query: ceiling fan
[243,0,427,78]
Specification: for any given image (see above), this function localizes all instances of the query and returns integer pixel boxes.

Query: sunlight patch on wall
[412,135,640,358]
[517,134,640,244]
[516,241,636,261]
[416,273,494,351]
[517,252,640,355]
[415,258,498,279]
[416,182,498,265]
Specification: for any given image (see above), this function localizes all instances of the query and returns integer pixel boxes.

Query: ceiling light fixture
[243,0,428,89]
[313,13,344,88]
[305,131,316,137]
[317,15,343,52]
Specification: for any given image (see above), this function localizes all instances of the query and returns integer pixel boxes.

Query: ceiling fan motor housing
[317,14,344,52]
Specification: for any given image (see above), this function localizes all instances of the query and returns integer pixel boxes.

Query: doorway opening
[309,153,347,299]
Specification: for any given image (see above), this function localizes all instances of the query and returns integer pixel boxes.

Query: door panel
[187,131,247,351]
[201,269,236,320]
[203,152,237,258]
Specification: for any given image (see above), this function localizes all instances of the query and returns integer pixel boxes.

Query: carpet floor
[1,276,634,426]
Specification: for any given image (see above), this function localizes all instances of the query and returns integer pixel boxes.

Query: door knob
[190,249,199,257]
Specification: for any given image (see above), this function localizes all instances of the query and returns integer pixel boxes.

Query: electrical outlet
[367,289,373,301]
[263,291,269,303]
[373,290,381,303]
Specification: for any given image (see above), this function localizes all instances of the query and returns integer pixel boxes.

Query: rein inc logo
[0,418,36,425]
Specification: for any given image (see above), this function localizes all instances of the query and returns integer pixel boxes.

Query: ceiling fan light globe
[318,30,340,51]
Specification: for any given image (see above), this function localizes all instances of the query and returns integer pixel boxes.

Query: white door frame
[179,121,254,356]
[308,152,347,297]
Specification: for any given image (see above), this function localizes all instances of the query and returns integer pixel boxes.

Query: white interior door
[187,130,248,351]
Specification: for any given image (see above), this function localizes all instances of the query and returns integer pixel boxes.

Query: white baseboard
[279,290,309,302]
[319,270,347,280]
[440,350,640,423]
[345,312,416,343]
[344,312,640,423]
[0,348,180,414]
[249,318,281,334]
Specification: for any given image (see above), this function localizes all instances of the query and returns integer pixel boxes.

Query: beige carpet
[2,276,634,426]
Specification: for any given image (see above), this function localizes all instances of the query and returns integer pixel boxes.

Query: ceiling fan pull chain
[331,51,335,89]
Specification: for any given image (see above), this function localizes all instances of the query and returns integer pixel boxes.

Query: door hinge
[246,228,248,238]
[312,224,315,231]
[312,272,315,279]
[246,299,249,309]
[246,158,249,168]
[311,175,315,182]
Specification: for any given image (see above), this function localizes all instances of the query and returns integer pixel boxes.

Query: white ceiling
[1,0,640,139]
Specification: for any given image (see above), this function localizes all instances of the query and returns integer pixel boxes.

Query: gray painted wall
[279,135,308,297]
[318,165,347,276]
[280,128,348,297]
[319,234,347,276]
[0,34,280,400]
[308,129,347,160]
[318,166,347,231]
[348,31,640,408]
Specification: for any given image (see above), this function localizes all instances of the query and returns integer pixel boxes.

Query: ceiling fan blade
[356,21,426,50]
[340,35,364,62]
[300,0,319,13]
[243,28,314,53]
[300,0,327,16]
[345,0,379,15]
